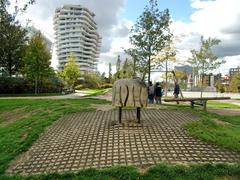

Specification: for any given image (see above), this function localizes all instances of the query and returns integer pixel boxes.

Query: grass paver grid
[8,109,240,175]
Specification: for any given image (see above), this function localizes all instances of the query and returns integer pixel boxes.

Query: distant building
[229,67,240,78]
[54,5,101,72]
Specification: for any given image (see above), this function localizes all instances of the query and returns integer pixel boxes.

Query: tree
[129,0,172,83]
[188,36,224,97]
[83,72,103,88]
[60,54,80,91]
[22,33,52,94]
[108,63,112,83]
[0,0,35,76]
[116,55,121,72]
[153,38,176,96]
[229,73,240,92]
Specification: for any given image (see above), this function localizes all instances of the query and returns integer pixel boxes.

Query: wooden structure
[164,97,231,111]
[112,78,148,123]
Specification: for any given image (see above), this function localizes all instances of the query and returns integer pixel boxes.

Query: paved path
[8,109,240,175]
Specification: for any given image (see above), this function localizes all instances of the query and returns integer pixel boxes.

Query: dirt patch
[208,109,240,116]
[91,104,114,111]
[0,108,46,127]
[0,107,30,127]
[212,118,231,126]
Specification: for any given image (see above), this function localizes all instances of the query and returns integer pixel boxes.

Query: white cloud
[172,0,240,72]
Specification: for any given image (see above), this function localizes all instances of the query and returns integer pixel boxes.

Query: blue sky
[122,0,193,22]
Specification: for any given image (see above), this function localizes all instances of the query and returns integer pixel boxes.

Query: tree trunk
[35,76,38,95]
[165,59,168,97]
[200,74,204,98]
[148,55,151,83]
[133,57,136,77]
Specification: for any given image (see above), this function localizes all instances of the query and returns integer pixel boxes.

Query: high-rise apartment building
[54,5,101,72]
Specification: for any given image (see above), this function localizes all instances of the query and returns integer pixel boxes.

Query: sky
[10,0,240,76]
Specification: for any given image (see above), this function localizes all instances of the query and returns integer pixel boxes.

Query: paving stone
[8,109,240,175]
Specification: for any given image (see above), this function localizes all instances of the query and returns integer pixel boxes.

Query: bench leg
[190,101,194,109]
[118,107,122,123]
[137,107,141,124]
[203,101,207,111]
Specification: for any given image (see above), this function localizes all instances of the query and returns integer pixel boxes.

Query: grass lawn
[207,100,240,109]
[1,164,240,179]
[0,99,239,179]
[0,99,109,175]
[0,93,63,97]
[175,100,240,152]
[79,88,109,97]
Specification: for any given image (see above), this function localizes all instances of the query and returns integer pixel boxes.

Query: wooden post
[118,107,122,123]
[190,101,194,109]
[203,100,207,111]
[137,107,141,123]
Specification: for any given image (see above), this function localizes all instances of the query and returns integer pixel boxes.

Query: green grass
[76,88,108,97]
[207,100,240,109]
[0,99,109,175]
[184,109,240,152]
[0,93,63,97]
[1,163,239,179]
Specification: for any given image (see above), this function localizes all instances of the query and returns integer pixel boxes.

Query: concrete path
[8,109,240,175]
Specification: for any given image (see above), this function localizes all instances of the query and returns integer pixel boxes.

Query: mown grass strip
[1,163,239,179]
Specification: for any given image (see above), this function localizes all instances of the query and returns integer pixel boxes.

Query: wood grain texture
[112,78,147,107]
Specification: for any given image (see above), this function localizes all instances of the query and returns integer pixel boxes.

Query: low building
[229,67,240,78]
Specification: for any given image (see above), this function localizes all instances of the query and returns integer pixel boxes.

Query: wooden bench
[112,79,148,123]
[164,97,231,111]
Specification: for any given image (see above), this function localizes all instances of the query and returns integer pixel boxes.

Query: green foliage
[188,36,224,97]
[0,0,35,77]
[129,0,172,82]
[189,36,223,75]
[0,77,31,93]
[101,83,113,89]
[0,76,64,94]
[215,79,225,93]
[229,73,240,92]
[113,58,135,80]
[83,72,103,88]
[59,54,80,89]
[22,33,52,94]
[0,12,27,77]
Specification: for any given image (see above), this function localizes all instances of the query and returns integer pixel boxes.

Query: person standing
[154,82,162,104]
[173,82,180,104]
[148,81,154,104]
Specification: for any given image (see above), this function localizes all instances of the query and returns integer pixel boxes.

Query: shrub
[83,72,103,89]
[0,77,32,93]
[0,76,64,94]
[101,83,113,89]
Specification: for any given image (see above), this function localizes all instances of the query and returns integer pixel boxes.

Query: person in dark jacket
[173,82,180,104]
[154,82,162,104]
[173,82,180,98]
[148,81,154,104]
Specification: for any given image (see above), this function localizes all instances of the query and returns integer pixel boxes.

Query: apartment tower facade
[54,5,101,72]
